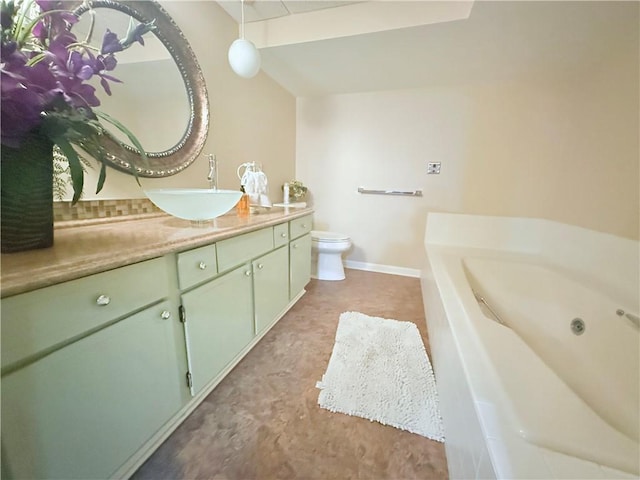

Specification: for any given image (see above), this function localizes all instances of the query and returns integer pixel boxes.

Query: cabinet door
[181,265,254,394]
[290,233,312,299]
[1,301,185,480]
[253,246,289,335]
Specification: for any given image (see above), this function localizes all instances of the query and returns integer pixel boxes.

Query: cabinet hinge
[179,305,187,323]
[186,371,193,389]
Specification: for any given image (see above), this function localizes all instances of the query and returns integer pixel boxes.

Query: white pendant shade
[228,38,261,78]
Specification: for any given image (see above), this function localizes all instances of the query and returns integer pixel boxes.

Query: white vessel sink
[145,188,242,221]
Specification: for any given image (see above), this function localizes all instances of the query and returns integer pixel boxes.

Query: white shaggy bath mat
[316,311,444,442]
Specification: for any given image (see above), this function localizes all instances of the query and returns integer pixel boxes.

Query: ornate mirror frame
[68,0,209,177]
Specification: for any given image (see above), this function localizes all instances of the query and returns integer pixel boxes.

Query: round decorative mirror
[67,0,209,177]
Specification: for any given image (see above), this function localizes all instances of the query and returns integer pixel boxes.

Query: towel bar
[357,187,423,197]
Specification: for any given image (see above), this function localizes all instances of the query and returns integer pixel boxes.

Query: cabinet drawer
[289,214,313,239]
[177,244,218,290]
[1,257,169,370]
[273,223,289,248]
[216,227,274,273]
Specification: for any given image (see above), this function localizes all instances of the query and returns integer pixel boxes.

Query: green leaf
[53,137,84,204]
[39,112,68,139]
[95,110,149,186]
[74,134,105,162]
[11,0,33,45]
[96,161,107,194]
[94,110,149,164]
[25,51,45,66]
[19,8,75,45]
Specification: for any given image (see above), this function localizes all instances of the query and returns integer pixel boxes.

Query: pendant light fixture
[228,0,261,78]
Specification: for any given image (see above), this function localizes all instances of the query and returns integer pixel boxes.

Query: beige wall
[296,50,639,271]
[65,1,296,201]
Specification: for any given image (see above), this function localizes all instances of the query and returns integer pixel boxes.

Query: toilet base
[313,251,346,281]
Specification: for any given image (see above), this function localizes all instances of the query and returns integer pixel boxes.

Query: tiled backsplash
[54,198,162,223]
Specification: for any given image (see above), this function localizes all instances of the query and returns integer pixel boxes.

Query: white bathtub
[422,214,640,479]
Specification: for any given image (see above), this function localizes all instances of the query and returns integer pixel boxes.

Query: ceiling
[217,1,639,97]
[217,1,362,23]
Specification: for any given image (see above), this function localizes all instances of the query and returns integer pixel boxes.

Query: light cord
[240,0,245,39]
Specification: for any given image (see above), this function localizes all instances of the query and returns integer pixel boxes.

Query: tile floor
[132,269,448,480]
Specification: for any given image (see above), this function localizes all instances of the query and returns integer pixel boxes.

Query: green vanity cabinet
[1,213,313,479]
[180,264,254,395]
[1,300,186,480]
[290,233,312,300]
[253,245,290,335]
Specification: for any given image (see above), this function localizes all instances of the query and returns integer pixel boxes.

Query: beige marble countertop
[0,207,313,298]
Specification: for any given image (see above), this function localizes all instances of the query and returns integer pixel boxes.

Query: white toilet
[311,230,352,281]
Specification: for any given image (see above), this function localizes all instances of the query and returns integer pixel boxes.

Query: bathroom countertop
[0,207,314,298]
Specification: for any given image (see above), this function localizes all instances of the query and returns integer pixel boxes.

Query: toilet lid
[311,230,350,242]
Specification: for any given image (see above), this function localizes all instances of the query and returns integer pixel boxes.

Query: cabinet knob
[244,270,252,276]
[257,263,264,269]
[96,294,111,306]
[293,243,298,249]
[161,310,171,320]
[301,224,307,228]
[198,261,207,270]
[281,233,287,238]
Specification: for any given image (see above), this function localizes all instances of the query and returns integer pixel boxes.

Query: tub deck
[422,213,639,480]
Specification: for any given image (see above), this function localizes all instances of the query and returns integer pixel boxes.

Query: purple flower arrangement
[0,0,155,202]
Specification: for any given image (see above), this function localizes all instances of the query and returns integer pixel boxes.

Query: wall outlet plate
[427,162,441,174]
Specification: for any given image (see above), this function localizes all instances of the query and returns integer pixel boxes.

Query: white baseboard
[344,260,421,278]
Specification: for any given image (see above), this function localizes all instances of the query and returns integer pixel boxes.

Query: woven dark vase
[1,133,54,253]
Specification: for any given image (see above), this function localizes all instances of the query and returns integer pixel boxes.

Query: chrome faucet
[206,154,217,190]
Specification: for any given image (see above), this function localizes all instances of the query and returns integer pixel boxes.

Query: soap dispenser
[237,185,249,217]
